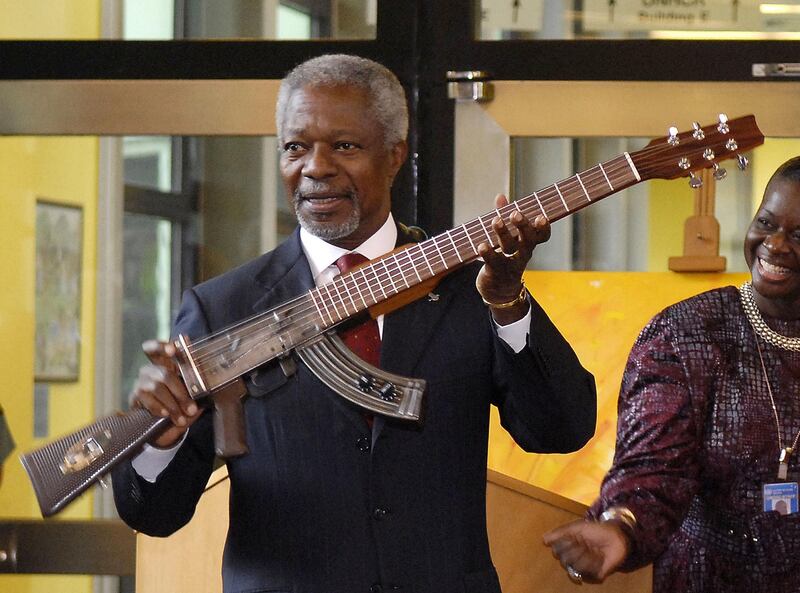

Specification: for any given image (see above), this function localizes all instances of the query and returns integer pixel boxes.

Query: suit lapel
[380,286,456,378]
[251,228,315,313]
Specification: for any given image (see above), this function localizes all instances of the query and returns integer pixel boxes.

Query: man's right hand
[130,340,203,448]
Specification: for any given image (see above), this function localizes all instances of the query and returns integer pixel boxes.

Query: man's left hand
[476,194,551,326]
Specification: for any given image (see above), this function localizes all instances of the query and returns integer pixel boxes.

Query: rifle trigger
[279,355,297,378]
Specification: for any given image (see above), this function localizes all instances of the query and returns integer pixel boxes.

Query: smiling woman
[543,155,800,593]
[745,160,800,319]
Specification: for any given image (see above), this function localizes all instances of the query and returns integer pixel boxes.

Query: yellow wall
[647,179,694,270]
[490,271,749,505]
[0,0,101,38]
[0,137,99,592]
[0,6,102,593]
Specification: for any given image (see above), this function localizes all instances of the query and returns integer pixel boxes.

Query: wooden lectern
[136,467,651,593]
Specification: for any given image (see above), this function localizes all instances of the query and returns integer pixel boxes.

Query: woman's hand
[542,519,630,584]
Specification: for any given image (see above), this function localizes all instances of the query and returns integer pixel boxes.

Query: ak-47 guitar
[21,113,764,517]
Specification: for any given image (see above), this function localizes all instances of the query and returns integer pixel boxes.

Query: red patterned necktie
[334,253,381,368]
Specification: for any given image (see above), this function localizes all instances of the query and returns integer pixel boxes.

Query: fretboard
[182,152,640,392]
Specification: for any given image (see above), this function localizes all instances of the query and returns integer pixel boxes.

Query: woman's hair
[275,54,408,148]
[770,156,800,184]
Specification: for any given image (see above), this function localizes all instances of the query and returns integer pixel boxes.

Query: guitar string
[187,167,636,375]
[187,148,701,372]
[187,158,637,370]
[186,149,686,372]
[188,139,747,372]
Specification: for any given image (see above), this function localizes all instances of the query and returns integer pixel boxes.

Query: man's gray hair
[276,54,408,148]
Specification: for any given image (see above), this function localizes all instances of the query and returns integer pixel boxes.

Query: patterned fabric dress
[589,286,800,593]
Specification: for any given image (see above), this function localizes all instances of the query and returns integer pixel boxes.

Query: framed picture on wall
[34,200,83,382]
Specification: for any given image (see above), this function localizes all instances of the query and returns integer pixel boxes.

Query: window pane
[478,0,800,40]
[511,136,758,271]
[123,137,173,192]
[139,0,375,41]
[121,213,173,401]
[0,1,376,40]
[124,0,175,40]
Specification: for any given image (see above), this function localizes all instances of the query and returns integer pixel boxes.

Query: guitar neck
[178,113,766,392]
[178,153,641,394]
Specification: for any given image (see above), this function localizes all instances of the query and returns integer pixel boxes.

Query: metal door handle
[752,63,800,77]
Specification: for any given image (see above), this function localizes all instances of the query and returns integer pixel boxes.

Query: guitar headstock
[632,114,764,185]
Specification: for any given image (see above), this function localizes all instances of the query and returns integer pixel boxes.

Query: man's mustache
[294,182,356,200]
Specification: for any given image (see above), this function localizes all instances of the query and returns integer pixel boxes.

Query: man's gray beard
[293,192,361,241]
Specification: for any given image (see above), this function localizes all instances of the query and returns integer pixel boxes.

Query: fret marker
[481,217,493,245]
[433,238,448,270]
[533,192,549,221]
[383,259,399,294]
[421,245,435,276]
[323,284,343,322]
[316,288,336,325]
[405,249,423,283]
[598,163,614,190]
[360,268,377,304]
[553,182,568,211]
[309,290,331,326]
[446,230,463,263]
[392,254,410,289]
[463,224,478,254]
[623,152,641,181]
[576,172,591,202]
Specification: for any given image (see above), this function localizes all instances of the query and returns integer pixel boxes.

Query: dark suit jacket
[113,225,596,593]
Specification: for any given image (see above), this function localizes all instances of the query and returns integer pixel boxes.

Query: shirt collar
[300,213,397,283]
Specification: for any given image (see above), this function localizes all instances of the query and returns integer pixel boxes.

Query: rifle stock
[20,409,169,517]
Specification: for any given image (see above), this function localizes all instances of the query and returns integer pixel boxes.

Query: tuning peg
[717,113,730,134]
[689,172,703,189]
[737,154,749,170]
[726,138,738,151]
[692,122,705,140]
[703,148,715,161]
[667,126,680,146]
[713,163,727,181]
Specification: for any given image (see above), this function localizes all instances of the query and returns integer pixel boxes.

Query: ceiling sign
[481,0,544,32]
[582,0,761,31]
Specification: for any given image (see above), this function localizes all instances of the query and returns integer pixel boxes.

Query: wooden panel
[484,81,800,138]
[0,80,280,135]
[136,467,652,593]
[486,470,651,593]
[136,469,229,593]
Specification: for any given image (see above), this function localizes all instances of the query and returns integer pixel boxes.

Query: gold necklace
[739,282,800,352]
[755,339,800,480]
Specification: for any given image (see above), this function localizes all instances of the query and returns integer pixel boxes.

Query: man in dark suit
[112,54,596,593]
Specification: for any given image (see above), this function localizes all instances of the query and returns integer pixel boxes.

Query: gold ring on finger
[566,565,583,585]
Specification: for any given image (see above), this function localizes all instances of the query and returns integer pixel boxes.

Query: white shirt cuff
[131,433,186,483]
[494,306,531,353]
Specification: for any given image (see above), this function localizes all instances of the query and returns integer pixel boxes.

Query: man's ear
[388,140,408,178]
